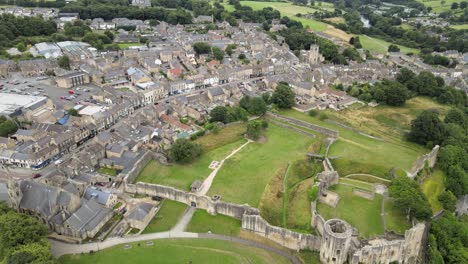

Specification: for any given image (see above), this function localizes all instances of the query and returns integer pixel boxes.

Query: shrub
[308,109,318,117]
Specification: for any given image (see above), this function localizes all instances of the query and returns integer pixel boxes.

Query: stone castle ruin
[122,120,432,264]
[408,145,439,178]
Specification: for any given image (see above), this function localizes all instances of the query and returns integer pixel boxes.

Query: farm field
[134,124,247,190]
[142,200,187,233]
[279,105,428,179]
[450,23,468,29]
[187,209,242,236]
[359,35,420,54]
[421,169,445,213]
[207,123,320,207]
[224,1,332,31]
[59,238,291,264]
[416,0,466,13]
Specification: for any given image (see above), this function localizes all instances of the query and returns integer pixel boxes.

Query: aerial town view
[0,0,466,263]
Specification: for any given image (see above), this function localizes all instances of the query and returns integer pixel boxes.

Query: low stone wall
[408,145,439,178]
[353,188,374,200]
[269,119,316,138]
[242,214,321,251]
[267,112,339,138]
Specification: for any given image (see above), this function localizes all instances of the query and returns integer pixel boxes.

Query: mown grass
[317,184,384,238]
[135,124,247,190]
[207,123,318,207]
[142,200,187,233]
[359,34,420,54]
[59,238,291,264]
[421,169,445,214]
[186,210,241,236]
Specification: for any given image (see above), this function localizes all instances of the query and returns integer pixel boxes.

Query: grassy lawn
[186,210,241,236]
[384,199,412,234]
[421,169,445,213]
[280,105,428,179]
[317,184,384,238]
[359,34,420,55]
[59,238,291,264]
[97,167,118,176]
[207,123,319,207]
[135,124,247,190]
[142,200,187,233]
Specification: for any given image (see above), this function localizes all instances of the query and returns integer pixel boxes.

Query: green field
[279,108,426,179]
[359,35,420,54]
[207,123,319,207]
[450,24,468,30]
[416,0,465,13]
[187,210,241,236]
[142,200,187,233]
[317,184,385,238]
[135,124,247,190]
[59,238,291,264]
[421,169,445,213]
[227,1,331,31]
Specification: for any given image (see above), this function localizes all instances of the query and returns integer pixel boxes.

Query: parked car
[32,173,42,179]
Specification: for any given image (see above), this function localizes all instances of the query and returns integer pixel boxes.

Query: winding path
[50,232,301,264]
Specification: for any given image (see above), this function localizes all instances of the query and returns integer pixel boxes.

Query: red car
[68,90,75,94]
[32,173,42,179]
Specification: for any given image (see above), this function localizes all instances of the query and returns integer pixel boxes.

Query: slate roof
[19,180,66,217]
[65,198,113,235]
[83,187,112,206]
[127,202,153,221]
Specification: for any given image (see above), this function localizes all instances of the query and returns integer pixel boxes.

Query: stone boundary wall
[125,182,321,251]
[408,145,440,178]
[311,201,326,236]
[242,214,321,251]
[121,151,154,183]
[323,158,335,172]
[126,182,258,219]
[269,119,316,138]
[267,112,339,138]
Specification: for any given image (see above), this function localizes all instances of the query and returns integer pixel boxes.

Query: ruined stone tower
[320,219,353,264]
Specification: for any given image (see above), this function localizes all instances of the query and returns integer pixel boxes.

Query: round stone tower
[320,219,352,264]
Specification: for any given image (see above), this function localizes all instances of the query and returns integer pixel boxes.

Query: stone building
[56,71,91,89]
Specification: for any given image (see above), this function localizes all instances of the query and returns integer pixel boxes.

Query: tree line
[0,202,55,264]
